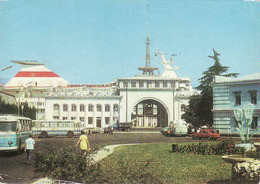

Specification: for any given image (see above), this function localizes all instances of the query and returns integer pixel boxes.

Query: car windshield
[0,121,17,132]
[162,127,169,131]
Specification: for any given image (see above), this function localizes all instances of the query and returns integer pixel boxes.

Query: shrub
[34,144,106,183]
[245,151,260,159]
[34,144,164,183]
[234,159,260,182]
[172,138,245,156]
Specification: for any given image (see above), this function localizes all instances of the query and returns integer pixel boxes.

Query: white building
[118,51,194,127]
[2,52,195,128]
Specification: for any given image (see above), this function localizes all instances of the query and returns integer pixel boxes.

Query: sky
[0,0,259,87]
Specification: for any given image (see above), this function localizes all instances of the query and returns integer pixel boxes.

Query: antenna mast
[146,4,150,68]
[138,5,158,75]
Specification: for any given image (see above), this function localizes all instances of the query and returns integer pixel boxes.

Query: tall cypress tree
[0,97,36,119]
[182,49,238,128]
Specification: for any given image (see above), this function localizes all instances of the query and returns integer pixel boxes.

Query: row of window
[234,90,257,105]
[21,102,45,106]
[53,104,119,112]
[122,81,176,88]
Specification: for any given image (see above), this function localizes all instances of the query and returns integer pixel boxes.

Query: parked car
[192,129,221,140]
[161,127,172,136]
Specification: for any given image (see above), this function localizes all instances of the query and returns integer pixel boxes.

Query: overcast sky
[0,0,259,87]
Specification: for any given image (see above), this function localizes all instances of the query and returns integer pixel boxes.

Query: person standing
[76,130,91,157]
[24,134,35,165]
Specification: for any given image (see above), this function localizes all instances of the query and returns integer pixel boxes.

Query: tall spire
[138,5,158,75]
[146,4,150,68]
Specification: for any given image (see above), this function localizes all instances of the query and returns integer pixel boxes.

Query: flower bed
[234,159,260,182]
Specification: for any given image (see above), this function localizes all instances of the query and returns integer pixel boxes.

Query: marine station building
[1,52,195,129]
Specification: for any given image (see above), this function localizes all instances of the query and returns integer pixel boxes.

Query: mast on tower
[138,5,158,75]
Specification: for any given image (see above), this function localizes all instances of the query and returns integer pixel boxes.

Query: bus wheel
[41,131,48,138]
[67,131,74,138]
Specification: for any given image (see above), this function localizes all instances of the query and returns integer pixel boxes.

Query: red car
[192,129,221,140]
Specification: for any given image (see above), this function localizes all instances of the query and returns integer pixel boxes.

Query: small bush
[245,151,260,159]
[34,144,106,183]
[172,138,245,156]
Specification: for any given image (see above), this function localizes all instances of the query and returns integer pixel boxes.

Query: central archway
[131,99,168,127]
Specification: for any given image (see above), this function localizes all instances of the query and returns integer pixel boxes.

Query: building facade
[212,73,260,135]
[1,52,194,128]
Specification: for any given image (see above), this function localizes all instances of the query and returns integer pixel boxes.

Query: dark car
[192,129,221,140]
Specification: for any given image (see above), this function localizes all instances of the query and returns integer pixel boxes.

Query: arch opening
[131,99,168,127]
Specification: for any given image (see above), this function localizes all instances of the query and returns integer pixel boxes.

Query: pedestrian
[197,127,201,133]
[76,130,91,157]
[24,134,35,165]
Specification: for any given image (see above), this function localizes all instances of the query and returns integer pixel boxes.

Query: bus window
[21,121,24,131]
[41,122,46,127]
[29,121,32,131]
[0,122,17,132]
[67,122,72,127]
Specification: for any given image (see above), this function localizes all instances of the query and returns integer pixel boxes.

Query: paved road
[0,133,255,183]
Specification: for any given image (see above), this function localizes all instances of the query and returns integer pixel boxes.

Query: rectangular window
[131,82,136,87]
[105,117,110,124]
[147,82,151,88]
[123,82,128,87]
[139,82,144,88]
[71,117,76,120]
[163,82,168,88]
[171,82,174,88]
[80,117,85,122]
[251,117,258,129]
[53,116,59,120]
[88,117,93,124]
[249,91,257,104]
[155,82,160,88]
[234,92,241,105]
[63,117,68,120]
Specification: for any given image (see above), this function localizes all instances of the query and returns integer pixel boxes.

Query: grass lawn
[99,143,232,184]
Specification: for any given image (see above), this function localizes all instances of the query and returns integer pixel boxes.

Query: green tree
[0,97,36,119]
[182,49,238,128]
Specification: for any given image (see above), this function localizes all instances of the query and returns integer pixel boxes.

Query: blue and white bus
[0,114,32,152]
[32,120,83,138]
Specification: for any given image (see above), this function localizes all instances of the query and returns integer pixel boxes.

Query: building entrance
[131,100,168,127]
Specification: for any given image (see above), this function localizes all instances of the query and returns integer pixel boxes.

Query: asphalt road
[0,133,257,183]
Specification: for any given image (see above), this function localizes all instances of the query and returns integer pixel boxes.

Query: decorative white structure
[5,61,69,87]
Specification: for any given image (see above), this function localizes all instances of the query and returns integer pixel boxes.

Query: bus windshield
[0,122,17,132]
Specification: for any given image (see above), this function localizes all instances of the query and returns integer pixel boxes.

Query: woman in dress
[76,130,91,156]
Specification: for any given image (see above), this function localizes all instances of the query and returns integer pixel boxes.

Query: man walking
[24,134,35,165]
